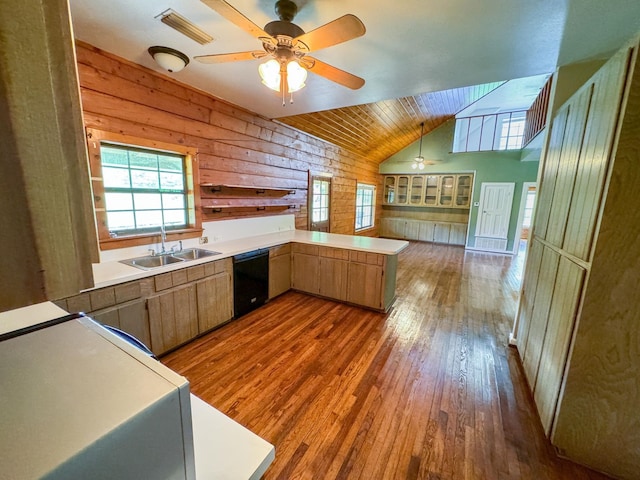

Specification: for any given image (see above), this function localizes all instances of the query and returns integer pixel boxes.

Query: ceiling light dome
[148,46,190,73]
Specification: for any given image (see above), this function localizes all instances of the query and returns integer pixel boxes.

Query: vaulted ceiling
[68,0,640,163]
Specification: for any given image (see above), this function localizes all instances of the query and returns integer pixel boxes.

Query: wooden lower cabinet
[381,217,466,246]
[292,243,395,311]
[147,284,199,355]
[347,261,383,310]
[291,244,320,294]
[196,272,233,333]
[269,244,291,299]
[318,248,350,302]
[90,299,150,349]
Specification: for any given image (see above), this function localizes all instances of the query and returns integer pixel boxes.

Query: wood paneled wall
[75,42,382,237]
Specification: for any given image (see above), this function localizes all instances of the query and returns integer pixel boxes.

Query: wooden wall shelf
[203,205,296,214]
[200,184,295,196]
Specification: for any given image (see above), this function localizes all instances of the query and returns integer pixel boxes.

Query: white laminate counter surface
[191,395,275,480]
[92,230,409,290]
[0,301,69,335]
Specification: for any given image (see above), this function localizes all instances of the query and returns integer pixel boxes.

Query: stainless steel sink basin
[120,254,185,270]
[120,248,221,270]
[171,248,221,260]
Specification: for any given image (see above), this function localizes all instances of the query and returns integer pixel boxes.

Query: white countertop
[92,230,409,290]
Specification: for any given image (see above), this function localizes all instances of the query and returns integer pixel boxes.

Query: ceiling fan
[196,0,366,103]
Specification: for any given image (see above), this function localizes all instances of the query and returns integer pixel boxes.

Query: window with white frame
[355,183,375,231]
[100,143,188,236]
[453,111,526,152]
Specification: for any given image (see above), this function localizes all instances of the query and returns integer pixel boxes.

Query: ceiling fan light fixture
[259,59,307,93]
[148,46,189,73]
[411,122,426,170]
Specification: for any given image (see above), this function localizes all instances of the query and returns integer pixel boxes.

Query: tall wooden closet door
[533,106,569,240]
[545,86,594,247]
[533,257,586,435]
[522,246,560,387]
[516,238,544,360]
[563,51,631,261]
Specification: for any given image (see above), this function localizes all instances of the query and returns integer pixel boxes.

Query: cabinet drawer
[319,246,349,260]
[292,243,319,256]
[349,250,384,266]
[270,243,291,257]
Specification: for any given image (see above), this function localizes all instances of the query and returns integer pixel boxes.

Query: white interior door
[475,182,515,250]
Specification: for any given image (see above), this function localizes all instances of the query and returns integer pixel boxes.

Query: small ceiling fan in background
[196,0,366,104]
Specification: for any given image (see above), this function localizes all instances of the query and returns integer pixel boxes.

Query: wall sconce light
[148,46,190,73]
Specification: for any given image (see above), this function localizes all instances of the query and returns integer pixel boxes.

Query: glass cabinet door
[455,174,473,207]
[396,176,409,204]
[409,176,424,205]
[383,176,396,204]
[439,175,454,206]
[424,175,439,206]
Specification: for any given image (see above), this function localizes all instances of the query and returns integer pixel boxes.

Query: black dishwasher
[233,248,269,318]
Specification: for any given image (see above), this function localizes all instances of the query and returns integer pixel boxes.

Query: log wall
[75,42,382,237]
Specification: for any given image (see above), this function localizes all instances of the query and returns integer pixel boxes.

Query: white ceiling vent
[156,9,214,45]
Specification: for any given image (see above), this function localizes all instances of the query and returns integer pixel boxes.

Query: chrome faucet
[159,224,167,254]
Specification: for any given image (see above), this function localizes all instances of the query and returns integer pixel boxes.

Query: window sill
[355,226,376,234]
[99,228,204,251]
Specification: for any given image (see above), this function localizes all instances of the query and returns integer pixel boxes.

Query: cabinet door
[90,299,150,349]
[318,257,349,301]
[448,224,467,245]
[396,176,409,204]
[418,221,435,242]
[424,175,439,206]
[454,174,473,208]
[404,220,420,240]
[383,176,396,204]
[347,262,383,309]
[196,272,233,333]
[291,253,320,294]
[409,176,424,205]
[269,252,291,299]
[433,223,451,243]
[384,218,406,239]
[147,284,198,355]
[534,257,585,435]
[516,238,545,360]
[522,247,560,387]
[438,175,455,206]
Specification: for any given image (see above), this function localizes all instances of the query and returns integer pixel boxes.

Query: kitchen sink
[120,255,185,270]
[171,248,221,260]
[120,248,222,270]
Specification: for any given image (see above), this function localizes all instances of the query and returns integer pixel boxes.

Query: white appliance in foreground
[0,316,196,479]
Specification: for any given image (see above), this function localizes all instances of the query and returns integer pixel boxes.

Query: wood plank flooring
[162,242,610,479]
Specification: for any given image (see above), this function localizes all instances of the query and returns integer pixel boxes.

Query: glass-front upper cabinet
[383,176,396,204]
[424,175,439,206]
[396,176,409,204]
[409,176,424,205]
[439,175,455,207]
[455,174,473,207]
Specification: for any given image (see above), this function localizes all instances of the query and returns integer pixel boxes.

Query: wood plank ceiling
[277,81,504,164]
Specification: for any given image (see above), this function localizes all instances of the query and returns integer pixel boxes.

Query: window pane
[135,210,163,228]
[163,193,185,209]
[104,192,133,211]
[133,193,162,210]
[107,211,135,231]
[160,172,184,190]
[453,118,469,152]
[129,151,158,170]
[131,169,160,189]
[467,117,483,151]
[158,155,183,172]
[313,180,321,194]
[164,209,186,226]
[103,166,131,188]
[321,181,329,194]
[480,116,496,150]
[101,147,129,167]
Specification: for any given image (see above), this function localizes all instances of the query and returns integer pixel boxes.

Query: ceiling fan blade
[293,14,365,52]
[201,0,272,40]
[303,57,365,90]
[194,51,266,64]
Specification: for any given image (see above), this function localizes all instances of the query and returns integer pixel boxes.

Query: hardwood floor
[162,242,610,479]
